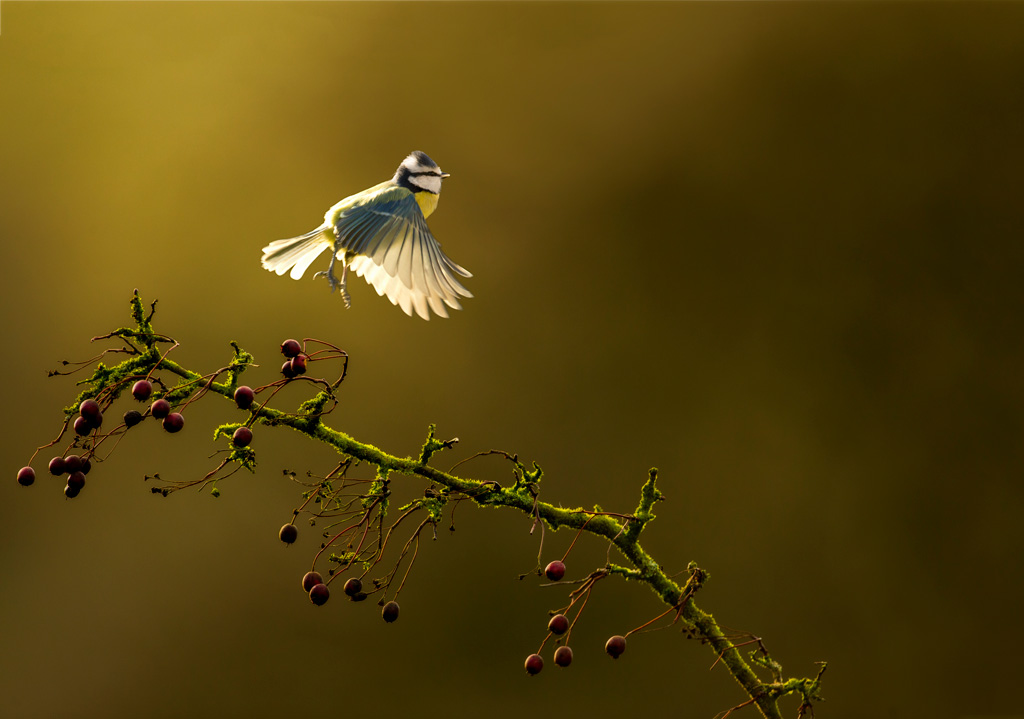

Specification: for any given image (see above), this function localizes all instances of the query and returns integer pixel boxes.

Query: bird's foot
[313,268,340,293]
[314,255,351,309]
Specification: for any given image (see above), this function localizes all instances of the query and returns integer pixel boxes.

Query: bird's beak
[441,172,450,179]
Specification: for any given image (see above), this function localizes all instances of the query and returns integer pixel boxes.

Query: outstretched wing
[331,185,472,320]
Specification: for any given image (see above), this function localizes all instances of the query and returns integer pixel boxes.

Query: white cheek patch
[411,174,443,194]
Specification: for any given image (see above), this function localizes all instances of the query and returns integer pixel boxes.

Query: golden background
[2,3,1023,717]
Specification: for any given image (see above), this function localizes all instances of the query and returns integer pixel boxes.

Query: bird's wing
[332,185,472,320]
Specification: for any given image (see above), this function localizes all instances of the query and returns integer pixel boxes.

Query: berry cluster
[523,559,630,675]
[18,325,347,502]
[268,424,445,625]
[74,399,103,436]
[18,369,211,499]
[280,339,308,379]
[278,518,407,624]
[17,387,188,500]
[47,453,92,498]
[128,380,183,433]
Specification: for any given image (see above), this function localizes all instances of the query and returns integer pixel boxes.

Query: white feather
[408,174,443,194]
[261,227,333,280]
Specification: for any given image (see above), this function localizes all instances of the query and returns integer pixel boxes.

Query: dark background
[2,3,1023,718]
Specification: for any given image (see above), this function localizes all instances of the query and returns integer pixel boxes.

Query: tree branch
[23,291,825,719]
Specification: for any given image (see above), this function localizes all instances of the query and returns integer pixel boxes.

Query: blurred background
[2,3,1023,717]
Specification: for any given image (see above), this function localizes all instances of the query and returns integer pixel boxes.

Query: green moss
[228,447,256,472]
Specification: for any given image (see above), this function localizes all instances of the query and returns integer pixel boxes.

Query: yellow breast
[415,191,440,219]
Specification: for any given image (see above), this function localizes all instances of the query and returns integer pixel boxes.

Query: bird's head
[394,151,449,195]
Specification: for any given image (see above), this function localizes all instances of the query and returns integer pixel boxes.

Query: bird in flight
[261,151,472,320]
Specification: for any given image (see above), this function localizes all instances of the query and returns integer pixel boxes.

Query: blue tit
[261,151,472,320]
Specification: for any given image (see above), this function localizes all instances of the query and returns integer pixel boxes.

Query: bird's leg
[313,252,340,292]
[313,246,352,308]
[338,262,351,309]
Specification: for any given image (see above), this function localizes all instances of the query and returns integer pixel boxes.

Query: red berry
[281,360,296,379]
[290,354,307,375]
[73,416,92,436]
[605,635,627,659]
[79,399,101,424]
[64,483,81,499]
[81,458,92,475]
[233,386,255,410]
[123,410,144,428]
[343,577,362,596]
[162,413,184,433]
[281,339,302,358]
[63,455,84,473]
[279,524,298,544]
[382,601,400,623]
[554,646,573,668]
[302,571,324,592]
[309,583,330,606]
[544,560,566,581]
[48,457,66,476]
[67,471,86,491]
[525,654,544,675]
[548,614,569,635]
[232,427,253,447]
[17,467,35,486]
[151,399,171,419]
[132,380,153,401]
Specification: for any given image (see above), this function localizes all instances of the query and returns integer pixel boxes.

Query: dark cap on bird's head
[408,150,437,168]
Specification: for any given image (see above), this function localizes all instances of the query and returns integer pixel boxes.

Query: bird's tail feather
[261,226,334,280]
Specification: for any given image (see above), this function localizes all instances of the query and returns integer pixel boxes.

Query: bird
[261,151,472,320]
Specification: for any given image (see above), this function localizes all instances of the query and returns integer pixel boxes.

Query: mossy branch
[27,291,825,719]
